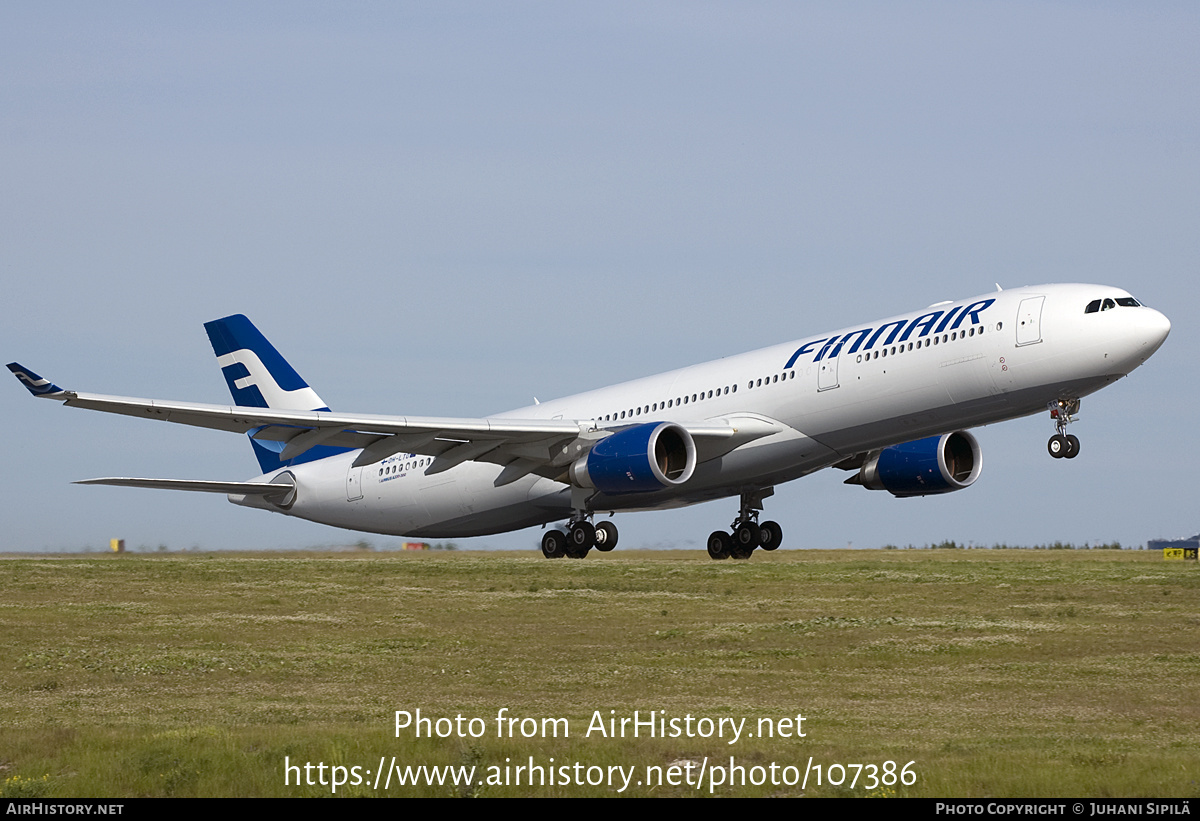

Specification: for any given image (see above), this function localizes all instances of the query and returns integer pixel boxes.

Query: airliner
[8,283,1169,560]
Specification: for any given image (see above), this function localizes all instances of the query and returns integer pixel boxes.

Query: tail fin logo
[215,349,327,411]
[205,314,330,412]
[204,314,350,473]
[6,363,64,397]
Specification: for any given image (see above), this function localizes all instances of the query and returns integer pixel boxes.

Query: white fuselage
[237,284,1169,537]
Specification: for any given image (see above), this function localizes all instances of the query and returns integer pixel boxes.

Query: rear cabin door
[346,465,364,501]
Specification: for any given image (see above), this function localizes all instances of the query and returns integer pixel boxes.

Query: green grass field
[1,549,1197,797]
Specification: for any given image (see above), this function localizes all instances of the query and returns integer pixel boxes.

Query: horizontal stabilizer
[75,477,295,499]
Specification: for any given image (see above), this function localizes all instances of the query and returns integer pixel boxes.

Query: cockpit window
[1086,296,1142,314]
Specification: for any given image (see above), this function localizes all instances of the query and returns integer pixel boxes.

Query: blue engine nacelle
[855,431,982,497]
[570,422,697,495]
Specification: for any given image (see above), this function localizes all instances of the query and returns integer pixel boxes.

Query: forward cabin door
[817,355,840,391]
[1016,296,1045,347]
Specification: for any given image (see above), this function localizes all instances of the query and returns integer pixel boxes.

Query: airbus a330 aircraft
[9,283,1169,560]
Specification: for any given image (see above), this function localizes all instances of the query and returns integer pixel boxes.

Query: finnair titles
[784,298,994,366]
[8,283,1169,559]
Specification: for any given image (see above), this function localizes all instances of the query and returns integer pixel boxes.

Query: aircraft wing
[8,363,746,483]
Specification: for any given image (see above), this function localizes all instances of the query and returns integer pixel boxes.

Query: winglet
[7,363,67,398]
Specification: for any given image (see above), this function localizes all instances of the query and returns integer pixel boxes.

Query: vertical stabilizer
[204,314,350,473]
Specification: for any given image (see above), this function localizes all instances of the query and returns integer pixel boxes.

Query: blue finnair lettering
[951,300,993,330]
[865,319,907,350]
[786,299,995,367]
[934,305,963,333]
[812,337,841,362]
[826,329,870,359]
[899,311,944,342]
[784,338,829,369]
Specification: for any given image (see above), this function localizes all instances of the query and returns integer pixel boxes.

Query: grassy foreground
[1,549,1197,798]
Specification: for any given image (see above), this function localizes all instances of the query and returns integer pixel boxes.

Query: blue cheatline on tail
[203,314,352,473]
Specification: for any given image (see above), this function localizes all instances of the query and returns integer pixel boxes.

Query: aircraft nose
[1141,307,1171,354]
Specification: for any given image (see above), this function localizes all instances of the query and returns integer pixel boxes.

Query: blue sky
[3,3,1197,551]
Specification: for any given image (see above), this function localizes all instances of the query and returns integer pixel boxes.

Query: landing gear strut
[1047,399,1081,460]
[708,488,783,560]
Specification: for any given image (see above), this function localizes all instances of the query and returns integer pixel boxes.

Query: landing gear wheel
[759,520,783,551]
[564,525,591,559]
[1047,434,1067,459]
[707,530,732,561]
[569,521,595,551]
[541,530,566,559]
[733,521,761,552]
[1064,434,1080,459]
[594,521,618,552]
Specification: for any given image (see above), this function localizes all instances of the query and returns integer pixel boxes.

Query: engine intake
[854,431,982,497]
[570,422,697,495]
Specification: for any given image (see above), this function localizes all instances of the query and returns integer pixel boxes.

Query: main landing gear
[1046,398,1081,460]
[541,516,618,559]
[541,488,784,562]
[707,488,783,561]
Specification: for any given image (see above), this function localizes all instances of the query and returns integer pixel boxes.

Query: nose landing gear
[1047,399,1081,459]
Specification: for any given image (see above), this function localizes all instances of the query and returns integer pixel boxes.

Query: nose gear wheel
[1047,399,1081,459]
